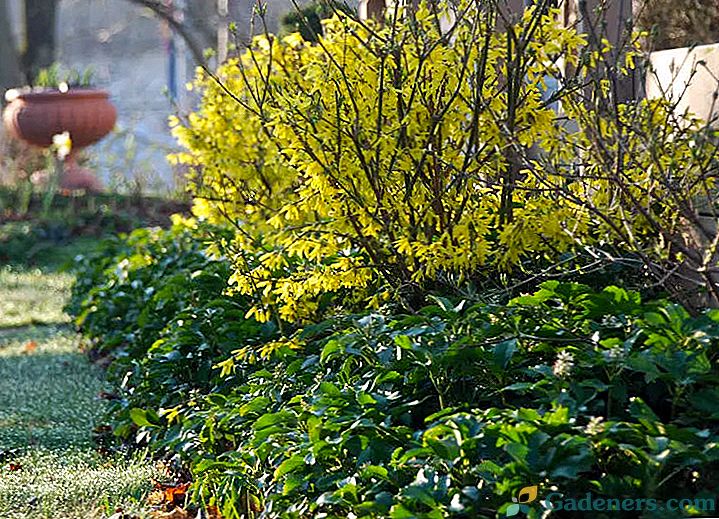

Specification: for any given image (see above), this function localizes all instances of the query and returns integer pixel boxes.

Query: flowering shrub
[173,0,719,319]
[171,3,595,322]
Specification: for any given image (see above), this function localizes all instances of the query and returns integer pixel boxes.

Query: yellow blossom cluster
[171,1,707,322]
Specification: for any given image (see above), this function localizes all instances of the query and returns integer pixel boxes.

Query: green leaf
[691,388,719,415]
[543,406,569,426]
[626,353,661,382]
[361,465,389,480]
[390,504,415,518]
[427,295,453,312]
[376,370,402,384]
[644,312,666,326]
[129,408,158,428]
[274,454,305,479]
[319,381,341,396]
[320,339,342,363]
[550,451,592,478]
[506,503,521,516]
[394,335,412,350]
[254,411,294,430]
[493,338,517,369]
[628,397,662,433]
[240,396,271,416]
[357,392,377,405]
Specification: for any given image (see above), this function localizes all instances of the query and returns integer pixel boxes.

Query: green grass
[0,270,161,518]
[0,328,100,448]
[0,448,159,519]
[0,267,74,328]
[0,219,102,270]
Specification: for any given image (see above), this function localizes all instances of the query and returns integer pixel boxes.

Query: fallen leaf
[147,481,191,509]
[205,505,223,519]
[147,489,166,506]
[164,482,190,506]
[23,341,37,353]
[8,462,22,471]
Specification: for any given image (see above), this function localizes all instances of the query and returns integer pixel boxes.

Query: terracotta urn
[2,88,117,191]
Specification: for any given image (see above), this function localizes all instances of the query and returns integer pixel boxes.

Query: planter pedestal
[62,152,102,191]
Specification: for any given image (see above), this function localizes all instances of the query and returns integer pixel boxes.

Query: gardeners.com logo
[504,485,717,517]
[504,485,539,517]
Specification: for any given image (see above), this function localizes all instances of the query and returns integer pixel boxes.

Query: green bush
[279,0,351,42]
[68,238,719,518]
[176,282,719,518]
[67,222,277,442]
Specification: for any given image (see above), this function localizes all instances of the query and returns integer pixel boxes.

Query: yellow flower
[52,131,72,160]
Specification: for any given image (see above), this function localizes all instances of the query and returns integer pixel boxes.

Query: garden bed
[0,190,190,267]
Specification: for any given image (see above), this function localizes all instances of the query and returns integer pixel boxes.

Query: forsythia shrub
[171,2,594,322]
[173,1,714,319]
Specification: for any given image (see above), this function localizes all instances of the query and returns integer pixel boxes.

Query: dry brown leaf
[163,482,190,506]
[146,488,166,506]
[147,481,191,510]
[23,341,37,353]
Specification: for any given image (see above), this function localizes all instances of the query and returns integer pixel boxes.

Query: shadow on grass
[0,327,102,451]
[0,327,160,518]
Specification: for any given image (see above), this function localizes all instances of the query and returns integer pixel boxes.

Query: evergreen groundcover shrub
[68,226,719,518]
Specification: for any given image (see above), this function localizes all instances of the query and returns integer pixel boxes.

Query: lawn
[0,267,74,328]
[0,249,161,518]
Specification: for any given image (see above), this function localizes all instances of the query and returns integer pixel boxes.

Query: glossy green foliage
[69,237,719,518]
[178,283,719,518]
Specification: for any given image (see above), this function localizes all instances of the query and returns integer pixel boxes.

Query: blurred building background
[1,0,322,191]
[1,0,717,191]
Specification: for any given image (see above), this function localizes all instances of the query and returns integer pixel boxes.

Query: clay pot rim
[8,87,110,102]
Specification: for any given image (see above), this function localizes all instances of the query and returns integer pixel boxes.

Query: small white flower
[606,346,624,362]
[4,88,19,102]
[52,131,72,160]
[585,416,605,435]
[552,350,574,378]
